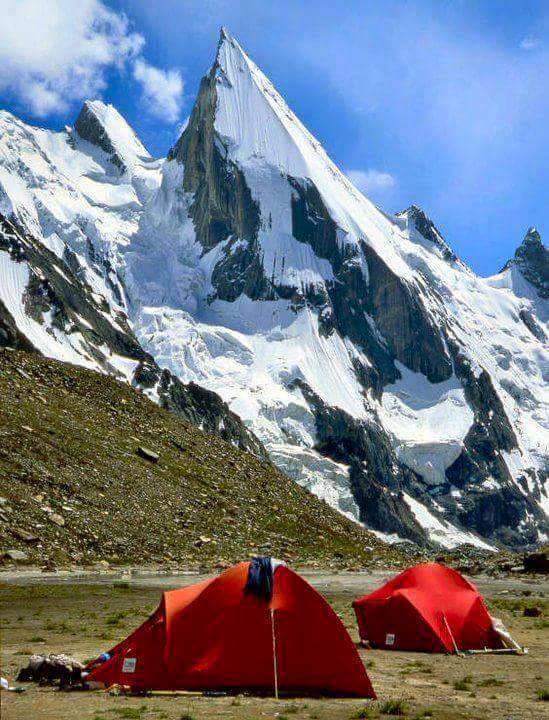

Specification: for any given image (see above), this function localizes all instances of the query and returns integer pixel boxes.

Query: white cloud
[346,169,396,201]
[133,59,183,123]
[0,0,143,116]
[519,36,542,51]
[0,0,182,122]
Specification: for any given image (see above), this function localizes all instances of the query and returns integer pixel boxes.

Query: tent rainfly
[85,559,375,697]
[353,563,521,654]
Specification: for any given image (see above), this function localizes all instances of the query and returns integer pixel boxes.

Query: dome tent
[353,563,507,654]
[86,559,375,697]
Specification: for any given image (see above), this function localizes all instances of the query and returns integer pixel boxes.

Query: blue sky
[1,0,547,275]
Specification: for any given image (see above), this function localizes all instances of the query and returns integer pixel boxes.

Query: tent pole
[270,608,279,700]
[442,613,461,656]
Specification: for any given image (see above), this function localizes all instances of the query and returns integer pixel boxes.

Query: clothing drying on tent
[353,563,514,654]
[86,558,375,697]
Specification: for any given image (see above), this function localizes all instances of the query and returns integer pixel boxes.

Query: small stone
[194,536,212,547]
[3,549,28,561]
[136,446,159,463]
[50,513,65,527]
[21,425,33,433]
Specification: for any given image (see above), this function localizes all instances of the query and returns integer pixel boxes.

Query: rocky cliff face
[0,29,547,550]
[502,227,549,299]
[0,213,265,456]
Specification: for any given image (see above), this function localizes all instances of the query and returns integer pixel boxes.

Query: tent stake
[442,613,462,656]
[270,608,279,700]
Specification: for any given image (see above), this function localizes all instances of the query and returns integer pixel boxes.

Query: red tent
[86,561,375,697]
[353,563,504,653]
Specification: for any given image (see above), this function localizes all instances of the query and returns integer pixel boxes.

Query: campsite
[1,2,548,720]
[1,565,548,720]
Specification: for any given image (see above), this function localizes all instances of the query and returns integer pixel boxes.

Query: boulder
[3,549,28,561]
[523,551,549,573]
[136,446,159,463]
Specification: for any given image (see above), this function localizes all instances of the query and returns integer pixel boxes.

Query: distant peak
[74,99,150,172]
[396,205,457,262]
[81,99,111,114]
[219,26,232,43]
[503,226,548,298]
[523,226,542,246]
[215,26,248,71]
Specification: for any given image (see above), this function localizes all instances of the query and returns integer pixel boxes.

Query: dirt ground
[1,570,548,720]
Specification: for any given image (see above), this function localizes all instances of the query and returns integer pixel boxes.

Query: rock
[136,446,159,463]
[194,536,212,547]
[523,606,542,617]
[50,513,65,527]
[523,551,549,573]
[11,528,39,543]
[3,549,28,561]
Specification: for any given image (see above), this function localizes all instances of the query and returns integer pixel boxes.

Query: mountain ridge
[0,28,547,550]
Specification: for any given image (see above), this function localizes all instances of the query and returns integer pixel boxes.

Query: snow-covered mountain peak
[396,205,457,262]
[522,226,542,247]
[1,30,547,551]
[500,226,548,300]
[73,100,151,173]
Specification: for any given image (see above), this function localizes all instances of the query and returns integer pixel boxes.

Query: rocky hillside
[0,29,547,550]
[0,349,408,569]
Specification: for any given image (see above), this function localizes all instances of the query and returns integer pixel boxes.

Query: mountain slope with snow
[0,29,547,549]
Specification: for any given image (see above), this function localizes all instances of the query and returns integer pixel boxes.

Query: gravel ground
[1,570,547,720]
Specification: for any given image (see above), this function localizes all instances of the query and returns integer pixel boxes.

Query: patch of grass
[44,619,72,633]
[105,611,128,626]
[412,711,433,720]
[477,677,504,687]
[453,675,472,691]
[27,635,46,643]
[379,699,408,716]
[401,660,432,675]
[113,581,130,590]
[13,649,33,655]
[352,707,377,719]
[537,689,549,701]
[179,714,195,720]
[283,704,300,714]
[489,597,548,616]
[107,707,148,719]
